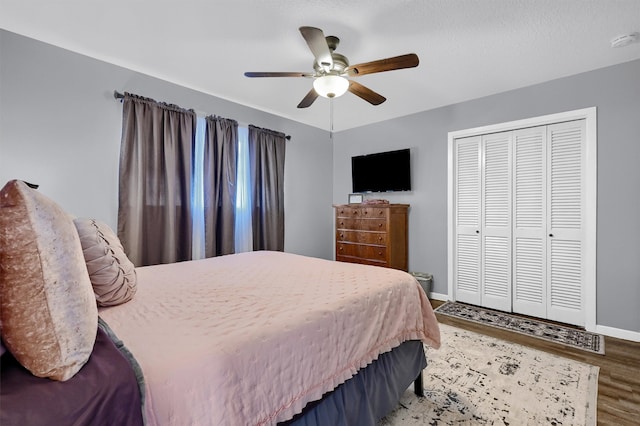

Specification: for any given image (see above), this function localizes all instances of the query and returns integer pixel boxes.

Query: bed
[0,179,441,425]
[100,251,440,425]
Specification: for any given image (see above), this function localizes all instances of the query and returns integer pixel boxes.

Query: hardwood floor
[430,300,640,426]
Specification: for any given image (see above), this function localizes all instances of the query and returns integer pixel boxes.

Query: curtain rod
[113,90,291,140]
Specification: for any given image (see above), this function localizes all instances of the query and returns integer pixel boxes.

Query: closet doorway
[447,108,596,329]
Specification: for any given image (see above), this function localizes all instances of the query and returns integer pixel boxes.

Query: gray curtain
[117,93,196,267]
[248,125,286,251]
[203,116,238,257]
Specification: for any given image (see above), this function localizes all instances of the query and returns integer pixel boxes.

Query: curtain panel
[203,116,238,257]
[248,125,286,251]
[117,93,196,267]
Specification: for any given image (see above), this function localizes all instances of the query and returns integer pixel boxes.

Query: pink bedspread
[99,251,440,425]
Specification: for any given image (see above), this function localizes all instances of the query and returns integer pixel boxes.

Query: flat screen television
[351,148,411,193]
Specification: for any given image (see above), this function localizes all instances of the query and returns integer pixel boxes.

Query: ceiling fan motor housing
[315,52,349,75]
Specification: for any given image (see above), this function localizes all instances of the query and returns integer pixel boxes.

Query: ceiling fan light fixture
[313,75,349,98]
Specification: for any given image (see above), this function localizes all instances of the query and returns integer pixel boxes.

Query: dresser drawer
[336,243,387,262]
[335,206,388,219]
[335,218,387,232]
[336,255,386,267]
[336,230,387,245]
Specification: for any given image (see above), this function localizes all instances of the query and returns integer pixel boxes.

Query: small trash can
[410,272,433,295]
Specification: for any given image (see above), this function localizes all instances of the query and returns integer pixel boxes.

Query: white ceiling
[2,0,639,131]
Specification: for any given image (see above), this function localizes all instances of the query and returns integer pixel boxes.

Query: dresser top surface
[333,203,410,208]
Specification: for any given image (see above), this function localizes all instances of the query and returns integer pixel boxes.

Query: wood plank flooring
[430,300,640,425]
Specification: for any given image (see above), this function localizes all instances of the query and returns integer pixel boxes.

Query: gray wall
[333,58,640,333]
[0,30,334,260]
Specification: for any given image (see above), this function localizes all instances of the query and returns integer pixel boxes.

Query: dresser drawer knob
[379,223,383,228]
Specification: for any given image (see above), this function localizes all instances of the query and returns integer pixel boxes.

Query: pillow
[0,180,98,381]
[74,218,137,306]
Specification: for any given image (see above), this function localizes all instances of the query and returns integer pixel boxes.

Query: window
[192,119,251,258]
[192,117,207,260]
[234,126,252,252]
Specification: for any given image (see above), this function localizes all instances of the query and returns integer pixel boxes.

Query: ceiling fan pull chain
[330,98,334,140]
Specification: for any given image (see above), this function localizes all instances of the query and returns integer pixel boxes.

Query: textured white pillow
[0,180,98,381]
[74,218,137,306]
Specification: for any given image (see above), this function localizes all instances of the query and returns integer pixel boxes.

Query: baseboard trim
[595,324,640,343]
[429,292,449,302]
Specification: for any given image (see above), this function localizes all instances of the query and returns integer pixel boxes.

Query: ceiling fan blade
[297,88,319,108]
[345,53,419,77]
[348,81,386,105]
[299,26,333,70]
[244,72,312,78]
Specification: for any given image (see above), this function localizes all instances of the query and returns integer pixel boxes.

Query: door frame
[447,107,597,331]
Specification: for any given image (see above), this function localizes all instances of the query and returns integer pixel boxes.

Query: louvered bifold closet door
[546,120,586,326]
[512,126,547,319]
[481,132,512,311]
[454,136,482,305]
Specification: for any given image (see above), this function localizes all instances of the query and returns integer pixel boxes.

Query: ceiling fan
[244,26,419,108]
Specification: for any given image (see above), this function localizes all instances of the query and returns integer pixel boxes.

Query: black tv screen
[351,148,411,193]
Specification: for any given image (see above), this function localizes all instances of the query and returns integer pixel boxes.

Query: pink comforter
[99,251,440,425]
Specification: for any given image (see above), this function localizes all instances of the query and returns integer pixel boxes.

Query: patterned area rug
[380,324,599,425]
[434,302,604,354]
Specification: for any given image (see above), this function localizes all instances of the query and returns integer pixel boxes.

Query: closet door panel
[512,126,547,318]
[481,132,511,311]
[549,239,582,315]
[513,237,546,317]
[483,236,510,306]
[456,234,481,301]
[454,136,482,305]
[546,120,585,326]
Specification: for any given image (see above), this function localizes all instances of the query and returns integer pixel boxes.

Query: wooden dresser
[333,203,409,271]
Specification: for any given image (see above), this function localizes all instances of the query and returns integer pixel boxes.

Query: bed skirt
[280,340,426,426]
